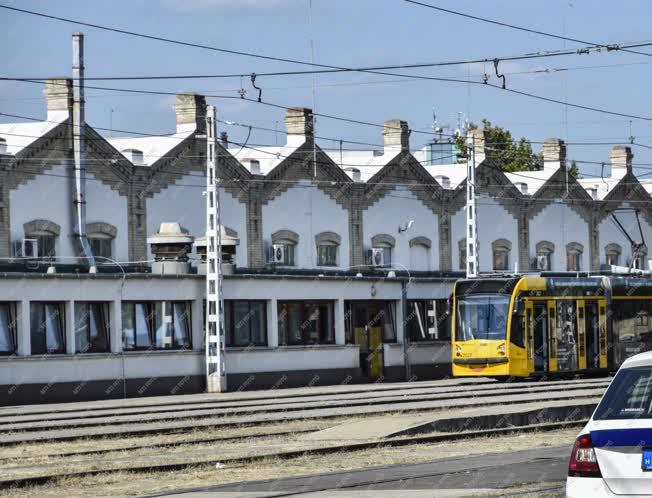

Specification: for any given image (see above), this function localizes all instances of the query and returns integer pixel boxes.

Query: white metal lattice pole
[205,105,227,393]
[465,135,478,278]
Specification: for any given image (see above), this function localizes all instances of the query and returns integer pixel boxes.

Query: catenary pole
[465,135,478,278]
[205,105,227,393]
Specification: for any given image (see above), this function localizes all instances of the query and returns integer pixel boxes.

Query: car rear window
[594,367,652,420]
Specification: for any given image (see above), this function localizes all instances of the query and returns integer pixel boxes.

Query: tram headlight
[497,343,505,356]
[455,345,462,356]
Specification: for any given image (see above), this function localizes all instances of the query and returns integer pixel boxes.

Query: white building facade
[0,79,651,404]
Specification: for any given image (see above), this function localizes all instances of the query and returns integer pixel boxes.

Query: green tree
[454,119,542,172]
[568,159,579,178]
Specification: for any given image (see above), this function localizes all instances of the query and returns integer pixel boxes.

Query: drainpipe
[72,32,96,272]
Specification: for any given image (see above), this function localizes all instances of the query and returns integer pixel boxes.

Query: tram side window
[614,300,652,343]
[510,299,525,348]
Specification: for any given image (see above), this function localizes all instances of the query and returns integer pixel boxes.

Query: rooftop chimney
[0,138,6,155]
[285,107,313,147]
[147,222,194,275]
[220,131,228,147]
[610,145,633,178]
[174,93,206,134]
[382,119,409,155]
[44,78,72,120]
[542,138,566,171]
[467,128,486,164]
[345,167,361,182]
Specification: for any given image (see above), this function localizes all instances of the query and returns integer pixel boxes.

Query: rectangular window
[89,238,112,260]
[122,301,191,350]
[75,302,110,353]
[406,299,451,342]
[567,252,581,271]
[0,303,17,355]
[344,301,397,344]
[493,251,509,271]
[30,302,65,354]
[278,301,335,345]
[223,300,267,347]
[36,235,56,259]
[317,245,337,266]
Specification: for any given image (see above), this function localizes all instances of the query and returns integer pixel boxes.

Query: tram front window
[456,294,509,341]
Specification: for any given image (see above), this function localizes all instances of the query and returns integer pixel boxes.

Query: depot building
[0,78,650,404]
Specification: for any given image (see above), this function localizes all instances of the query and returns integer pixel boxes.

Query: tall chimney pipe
[72,32,96,272]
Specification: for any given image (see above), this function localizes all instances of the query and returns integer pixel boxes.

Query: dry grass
[1,427,578,497]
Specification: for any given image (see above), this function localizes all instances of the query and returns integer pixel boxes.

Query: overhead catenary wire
[402,0,652,58]
[4,2,652,83]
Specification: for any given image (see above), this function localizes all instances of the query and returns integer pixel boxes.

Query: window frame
[0,302,17,356]
[30,301,66,355]
[121,301,192,351]
[566,242,584,271]
[406,299,451,342]
[278,300,336,346]
[223,300,268,347]
[492,239,512,272]
[74,301,111,354]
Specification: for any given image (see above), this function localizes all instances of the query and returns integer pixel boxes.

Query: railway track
[0,377,608,493]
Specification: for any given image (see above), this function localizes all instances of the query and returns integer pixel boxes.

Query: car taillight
[568,434,602,477]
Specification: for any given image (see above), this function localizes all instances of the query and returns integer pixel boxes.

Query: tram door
[533,302,548,372]
[553,300,579,372]
[584,301,600,369]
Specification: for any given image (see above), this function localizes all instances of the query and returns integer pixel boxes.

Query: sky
[3,0,652,177]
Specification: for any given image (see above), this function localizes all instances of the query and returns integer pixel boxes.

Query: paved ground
[154,446,569,497]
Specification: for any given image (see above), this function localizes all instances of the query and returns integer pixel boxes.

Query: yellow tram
[451,275,652,378]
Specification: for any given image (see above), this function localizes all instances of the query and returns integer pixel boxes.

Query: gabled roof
[0,112,68,155]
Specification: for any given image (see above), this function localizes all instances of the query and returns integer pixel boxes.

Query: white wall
[363,186,439,271]
[529,203,590,271]
[598,203,652,266]
[262,182,350,269]
[451,197,518,272]
[9,162,75,258]
[147,177,247,267]
[86,173,129,261]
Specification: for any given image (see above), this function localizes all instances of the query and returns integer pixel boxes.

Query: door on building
[347,301,394,379]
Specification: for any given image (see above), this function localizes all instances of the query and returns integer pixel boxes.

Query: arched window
[631,245,648,270]
[23,219,60,259]
[409,236,432,271]
[535,240,555,271]
[566,242,584,271]
[270,229,299,266]
[315,231,341,267]
[87,222,118,260]
[371,234,395,266]
[492,239,512,271]
[604,243,622,267]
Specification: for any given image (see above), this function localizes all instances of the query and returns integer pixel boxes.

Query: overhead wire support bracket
[250,73,262,102]
[493,59,506,89]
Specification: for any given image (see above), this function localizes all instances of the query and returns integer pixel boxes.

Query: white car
[567,351,652,497]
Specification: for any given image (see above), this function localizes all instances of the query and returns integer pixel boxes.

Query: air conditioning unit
[370,247,385,267]
[270,243,286,264]
[536,255,549,271]
[12,239,38,258]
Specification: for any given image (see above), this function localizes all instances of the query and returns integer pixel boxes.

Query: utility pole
[465,135,478,278]
[71,32,96,272]
[205,105,227,393]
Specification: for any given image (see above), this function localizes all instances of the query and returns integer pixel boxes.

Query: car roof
[621,351,652,369]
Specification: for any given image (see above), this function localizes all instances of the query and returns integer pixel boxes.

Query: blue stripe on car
[591,429,652,448]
